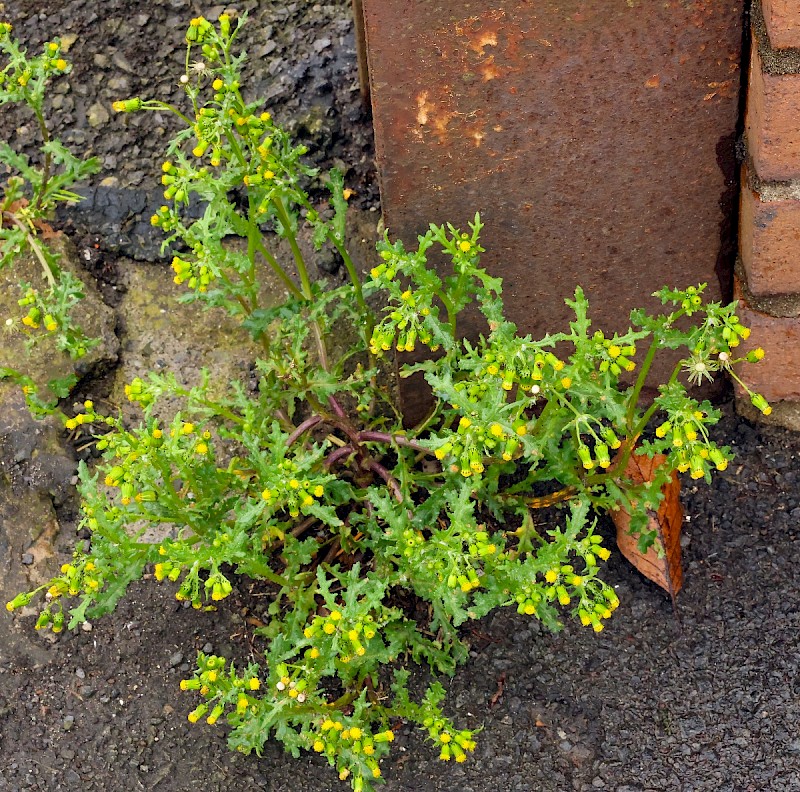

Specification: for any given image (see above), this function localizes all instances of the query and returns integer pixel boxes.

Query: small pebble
[87,102,110,128]
[168,651,184,667]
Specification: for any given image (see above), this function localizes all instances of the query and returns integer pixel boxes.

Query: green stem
[8,214,55,286]
[216,267,256,316]
[244,201,260,309]
[195,397,246,426]
[166,384,246,427]
[331,237,376,364]
[224,128,247,169]
[436,289,457,337]
[147,99,194,127]
[292,192,374,348]
[408,401,441,437]
[584,359,683,488]
[631,360,681,440]
[274,196,312,298]
[273,197,333,372]
[624,337,658,431]
[221,134,301,304]
[254,238,305,301]
[32,107,51,211]
[329,234,371,333]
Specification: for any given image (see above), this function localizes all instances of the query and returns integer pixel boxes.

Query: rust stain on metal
[414,90,456,143]
[363,0,744,416]
[404,8,527,151]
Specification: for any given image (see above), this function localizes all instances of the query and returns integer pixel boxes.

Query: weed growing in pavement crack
[4,13,770,792]
[0,22,100,412]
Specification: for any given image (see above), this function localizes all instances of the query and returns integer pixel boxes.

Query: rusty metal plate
[362,0,743,411]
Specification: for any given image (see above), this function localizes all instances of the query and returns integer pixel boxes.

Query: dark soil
[3,403,800,792]
[2,3,800,792]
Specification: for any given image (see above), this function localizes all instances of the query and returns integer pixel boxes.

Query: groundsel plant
[5,14,770,792]
[0,22,100,412]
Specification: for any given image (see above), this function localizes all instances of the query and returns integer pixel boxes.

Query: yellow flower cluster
[123,376,154,407]
[0,28,69,92]
[477,347,565,396]
[149,203,178,233]
[95,416,206,508]
[17,288,58,333]
[655,409,730,480]
[434,529,497,593]
[310,719,392,785]
[14,558,104,632]
[424,719,475,763]
[64,400,107,431]
[185,16,214,44]
[204,571,232,601]
[45,41,68,71]
[181,654,263,725]
[594,331,637,376]
[577,440,610,471]
[159,160,190,203]
[260,460,325,518]
[171,253,215,293]
[153,559,183,584]
[303,609,378,665]
[369,291,438,356]
[539,559,618,632]
[434,414,529,476]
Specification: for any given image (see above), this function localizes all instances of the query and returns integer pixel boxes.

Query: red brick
[733,277,800,403]
[762,0,800,49]
[739,165,800,296]
[746,45,800,181]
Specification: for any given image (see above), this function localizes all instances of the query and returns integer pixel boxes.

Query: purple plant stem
[328,395,346,419]
[325,445,356,468]
[365,459,403,503]
[357,431,429,454]
[286,416,323,447]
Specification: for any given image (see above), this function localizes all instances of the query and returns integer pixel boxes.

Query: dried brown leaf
[612,451,683,598]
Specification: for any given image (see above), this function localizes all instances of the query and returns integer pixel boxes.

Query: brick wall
[738,1,800,428]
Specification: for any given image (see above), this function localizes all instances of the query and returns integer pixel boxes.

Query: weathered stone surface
[109,210,381,425]
[0,483,62,668]
[110,257,263,424]
[0,235,119,400]
[362,0,742,413]
[0,235,116,666]
[0,387,75,668]
[0,385,76,505]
